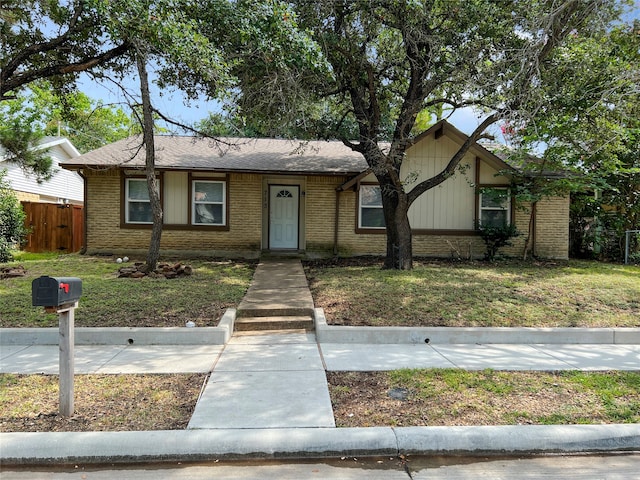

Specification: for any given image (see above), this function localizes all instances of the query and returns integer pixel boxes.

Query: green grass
[0,253,256,328]
[305,259,640,328]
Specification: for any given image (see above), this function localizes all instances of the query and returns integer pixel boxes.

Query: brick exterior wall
[15,191,41,203]
[533,196,570,259]
[305,176,347,254]
[84,170,262,256]
[83,169,568,259]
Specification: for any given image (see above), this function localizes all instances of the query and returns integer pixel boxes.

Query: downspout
[78,169,88,255]
[531,201,537,258]
[333,188,341,256]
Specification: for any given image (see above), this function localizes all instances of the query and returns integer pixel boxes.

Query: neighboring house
[0,136,84,205]
[1,137,85,253]
[60,120,569,260]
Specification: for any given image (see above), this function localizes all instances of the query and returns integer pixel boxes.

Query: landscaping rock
[0,265,27,279]
[117,262,194,279]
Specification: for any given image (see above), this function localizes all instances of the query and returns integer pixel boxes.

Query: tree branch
[1,43,131,100]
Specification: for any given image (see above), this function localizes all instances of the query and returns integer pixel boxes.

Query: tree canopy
[229,0,628,268]
[509,19,640,259]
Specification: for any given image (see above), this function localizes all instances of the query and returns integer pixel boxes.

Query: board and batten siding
[404,135,477,230]
[357,134,510,232]
[163,171,188,225]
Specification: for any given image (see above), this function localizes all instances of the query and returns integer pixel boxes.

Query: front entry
[269,185,299,249]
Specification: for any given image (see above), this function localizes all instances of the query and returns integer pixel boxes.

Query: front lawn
[0,253,256,328]
[305,258,640,328]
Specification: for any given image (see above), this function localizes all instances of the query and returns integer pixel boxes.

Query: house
[1,137,85,253]
[60,120,569,260]
[0,136,84,205]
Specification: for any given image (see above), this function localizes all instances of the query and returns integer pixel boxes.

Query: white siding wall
[1,140,84,203]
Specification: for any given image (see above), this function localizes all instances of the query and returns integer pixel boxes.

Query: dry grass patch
[0,373,204,432]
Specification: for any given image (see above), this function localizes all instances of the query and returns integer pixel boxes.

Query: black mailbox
[32,276,82,307]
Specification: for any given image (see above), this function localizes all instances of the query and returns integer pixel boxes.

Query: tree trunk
[136,47,163,272]
[522,201,537,260]
[381,186,413,270]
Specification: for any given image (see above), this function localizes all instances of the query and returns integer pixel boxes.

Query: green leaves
[0,170,28,262]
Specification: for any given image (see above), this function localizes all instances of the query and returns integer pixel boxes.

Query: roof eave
[61,163,363,177]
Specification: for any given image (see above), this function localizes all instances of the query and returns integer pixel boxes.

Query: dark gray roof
[61,135,368,176]
[478,141,573,179]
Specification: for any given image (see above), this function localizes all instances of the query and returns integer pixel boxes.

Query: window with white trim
[479,188,511,228]
[359,185,385,229]
[125,178,153,224]
[192,180,225,225]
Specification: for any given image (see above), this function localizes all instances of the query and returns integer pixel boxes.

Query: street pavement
[2,454,640,479]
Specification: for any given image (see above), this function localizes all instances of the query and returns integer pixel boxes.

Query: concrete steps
[233,258,316,334]
[234,316,315,332]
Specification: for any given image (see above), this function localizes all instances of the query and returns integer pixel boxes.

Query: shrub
[0,170,27,262]
[479,224,520,261]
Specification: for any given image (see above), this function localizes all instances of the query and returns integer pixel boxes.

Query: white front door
[269,185,299,249]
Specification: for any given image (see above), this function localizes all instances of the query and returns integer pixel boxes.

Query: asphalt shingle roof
[61,136,368,175]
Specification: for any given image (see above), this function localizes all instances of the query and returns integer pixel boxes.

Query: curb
[2,308,639,346]
[2,425,639,466]
[313,309,640,344]
[0,309,236,346]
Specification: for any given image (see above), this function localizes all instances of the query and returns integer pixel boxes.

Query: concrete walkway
[188,333,334,429]
[1,258,639,464]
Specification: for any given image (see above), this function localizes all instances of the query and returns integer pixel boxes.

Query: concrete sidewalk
[2,338,639,374]
[1,258,639,465]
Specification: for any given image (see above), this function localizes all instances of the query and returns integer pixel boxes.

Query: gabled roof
[0,136,80,162]
[414,120,515,173]
[61,120,526,181]
[37,137,81,159]
[61,136,368,176]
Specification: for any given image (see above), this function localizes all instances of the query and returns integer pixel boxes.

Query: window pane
[194,204,223,224]
[360,185,382,207]
[128,202,152,223]
[361,208,385,228]
[481,190,508,208]
[128,180,150,201]
[481,210,508,228]
[194,182,223,203]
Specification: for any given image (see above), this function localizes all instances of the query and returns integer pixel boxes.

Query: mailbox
[32,276,82,307]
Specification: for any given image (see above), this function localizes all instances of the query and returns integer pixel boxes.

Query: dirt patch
[327,371,640,427]
[2,370,638,432]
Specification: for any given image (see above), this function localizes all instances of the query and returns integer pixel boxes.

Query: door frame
[262,177,305,251]
[268,184,300,250]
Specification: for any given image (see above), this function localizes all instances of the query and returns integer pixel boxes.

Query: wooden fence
[21,202,84,253]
